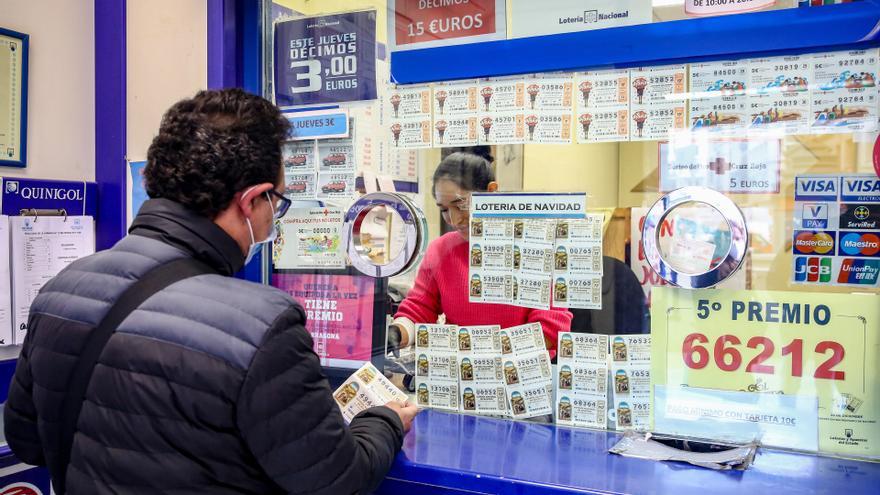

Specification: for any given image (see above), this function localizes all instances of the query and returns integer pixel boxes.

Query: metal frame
[0,27,28,168]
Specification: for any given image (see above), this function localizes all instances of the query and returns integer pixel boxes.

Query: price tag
[652,287,880,458]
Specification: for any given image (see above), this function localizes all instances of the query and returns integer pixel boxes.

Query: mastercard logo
[793,231,835,255]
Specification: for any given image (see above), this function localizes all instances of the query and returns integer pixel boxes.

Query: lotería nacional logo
[794,257,832,283]
[792,230,835,255]
[838,232,880,257]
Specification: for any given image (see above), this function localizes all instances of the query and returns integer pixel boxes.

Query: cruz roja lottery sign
[793,175,880,288]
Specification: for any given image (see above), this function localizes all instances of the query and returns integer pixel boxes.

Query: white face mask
[243,189,277,265]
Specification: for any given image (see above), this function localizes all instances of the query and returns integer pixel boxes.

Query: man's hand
[384,400,419,434]
[386,324,402,358]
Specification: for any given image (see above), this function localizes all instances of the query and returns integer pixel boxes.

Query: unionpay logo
[801,203,828,229]
[838,232,880,257]
[838,259,880,285]
[794,257,832,283]
[793,231,835,255]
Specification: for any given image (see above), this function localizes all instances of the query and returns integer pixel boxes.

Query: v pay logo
[794,257,832,283]
[801,203,828,229]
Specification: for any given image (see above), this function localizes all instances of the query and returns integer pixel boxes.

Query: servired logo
[838,259,880,285]
[794,257,832,283]
[838,232,880,257]
[793,231,835,255]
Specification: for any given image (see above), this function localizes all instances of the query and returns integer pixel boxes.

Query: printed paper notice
[11,216,95,344]
[0,217,11,345]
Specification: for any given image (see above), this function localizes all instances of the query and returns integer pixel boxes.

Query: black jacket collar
[129,199,245,276]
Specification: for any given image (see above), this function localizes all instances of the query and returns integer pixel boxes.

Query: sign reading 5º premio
[274,11,377,107]
[651,287,879,459]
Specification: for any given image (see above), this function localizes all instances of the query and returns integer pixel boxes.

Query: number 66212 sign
[651,286,880,456]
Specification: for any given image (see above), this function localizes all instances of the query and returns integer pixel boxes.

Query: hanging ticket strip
[556,332,652,431]
[384,48,879,149]
[792,175,880,288]
[467,192,602,311]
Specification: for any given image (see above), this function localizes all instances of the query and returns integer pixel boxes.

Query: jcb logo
[794,257,832,283]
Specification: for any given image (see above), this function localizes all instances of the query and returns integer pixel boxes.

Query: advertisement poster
[128,160,149,223]
[272,273,375,369]
[509,0,652,38]
[274,11,377,107]
[811,49,879,134]
[659,138,782,193]
[274,207,345,270]
[651,287,880,457]
[688,60,748,134]
[0,217,11,345]
[388,0,506,51]
[748,55,812,134]
[793,175,880,288]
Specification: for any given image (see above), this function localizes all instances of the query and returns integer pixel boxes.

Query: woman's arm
[392,246,444,346]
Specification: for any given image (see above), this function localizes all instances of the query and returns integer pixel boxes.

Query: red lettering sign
[394,0,497,46]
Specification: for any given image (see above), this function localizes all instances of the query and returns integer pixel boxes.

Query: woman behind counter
[387,151,572,355]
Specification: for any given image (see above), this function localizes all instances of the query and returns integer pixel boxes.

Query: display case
[264,0,880,492]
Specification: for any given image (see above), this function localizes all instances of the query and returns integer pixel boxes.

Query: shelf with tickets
[390,1,880,85]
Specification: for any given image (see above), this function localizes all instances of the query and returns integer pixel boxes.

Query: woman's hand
[387,324,403,358]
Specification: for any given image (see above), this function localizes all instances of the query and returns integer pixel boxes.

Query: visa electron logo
[838,232,880,257]
[793,231,835,255]
[794,257,832,283]
[838,259,880,285]
[843,178,880,194]
[801,203,828,229]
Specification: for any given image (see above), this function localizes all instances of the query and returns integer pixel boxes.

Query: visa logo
[795,176,838,201]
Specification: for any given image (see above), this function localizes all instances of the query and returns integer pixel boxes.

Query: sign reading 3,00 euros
[651,287,879,458]
[274,11,377,107]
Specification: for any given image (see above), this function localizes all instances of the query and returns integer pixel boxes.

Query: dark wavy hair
[432,151,495,197]
[144,88,290,218]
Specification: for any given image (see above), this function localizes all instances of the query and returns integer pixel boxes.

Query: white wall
[126,0,208,161]
[0,0,95,181]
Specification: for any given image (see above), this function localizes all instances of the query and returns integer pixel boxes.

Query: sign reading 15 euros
[651,287,879,457]
[274,11,377,107]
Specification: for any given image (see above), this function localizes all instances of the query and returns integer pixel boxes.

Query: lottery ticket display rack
[358,3,880,495]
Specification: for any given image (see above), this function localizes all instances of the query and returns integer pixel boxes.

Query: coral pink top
[395,232,572,353]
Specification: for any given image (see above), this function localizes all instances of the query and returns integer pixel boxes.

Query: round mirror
[657,201,732,275]
[343,192,428,278]
[642,187,748,289]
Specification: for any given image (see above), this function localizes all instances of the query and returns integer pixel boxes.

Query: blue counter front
[377,409,879,495]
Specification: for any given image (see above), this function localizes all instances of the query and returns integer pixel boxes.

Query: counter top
[378,409,879,495]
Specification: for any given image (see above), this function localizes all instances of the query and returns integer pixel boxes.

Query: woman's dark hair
[432,151,495,196]
[144,88,291,218]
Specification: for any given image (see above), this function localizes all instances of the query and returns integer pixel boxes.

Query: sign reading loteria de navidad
[651,286,880,459]
[470,192,587,219]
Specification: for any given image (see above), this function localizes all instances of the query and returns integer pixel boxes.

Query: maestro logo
[793,231,836,255]
[794,257,832,283]
[838,232,880,257]
[838,258,880,285]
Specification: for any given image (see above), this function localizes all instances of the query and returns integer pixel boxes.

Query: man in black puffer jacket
[4,88,418,494]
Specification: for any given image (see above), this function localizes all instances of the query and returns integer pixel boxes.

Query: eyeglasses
[267,189,291,219]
